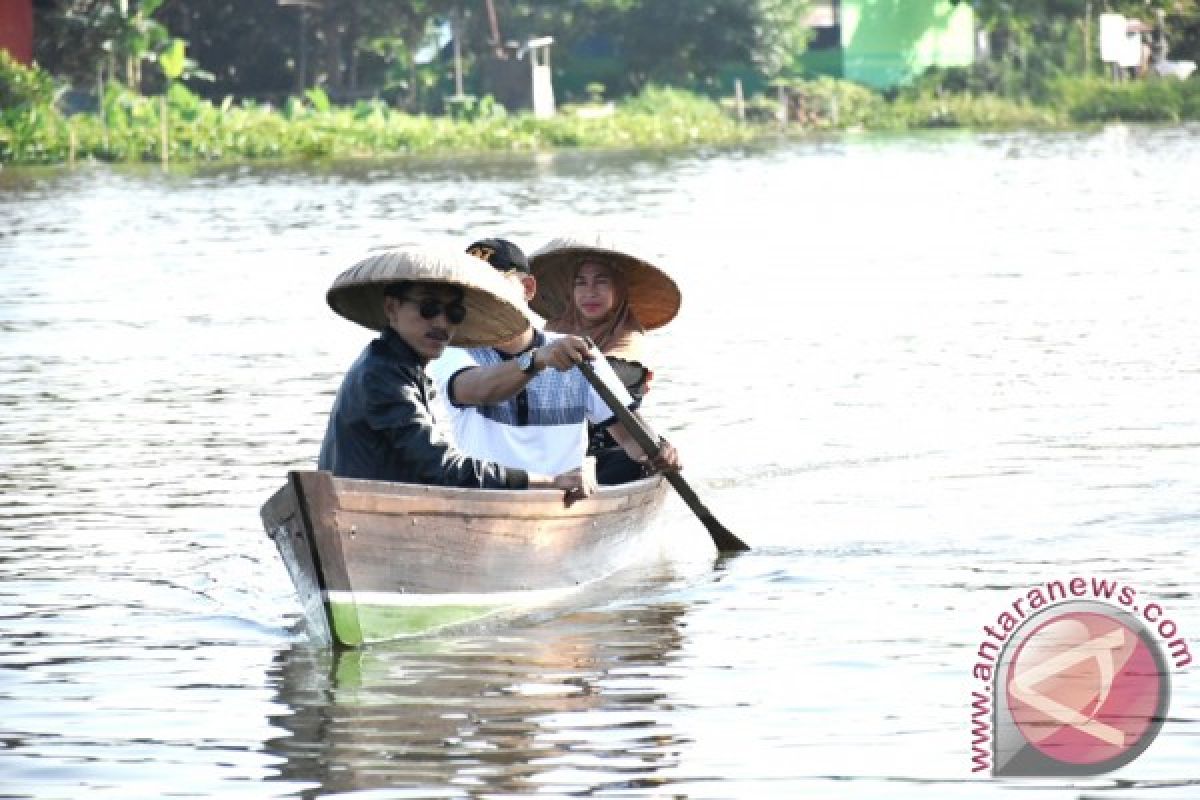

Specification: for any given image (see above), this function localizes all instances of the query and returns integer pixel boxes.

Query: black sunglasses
[408,296,467,325]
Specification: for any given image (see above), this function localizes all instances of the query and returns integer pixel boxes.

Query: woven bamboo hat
[326,246,530,346]
[528,235,682,330]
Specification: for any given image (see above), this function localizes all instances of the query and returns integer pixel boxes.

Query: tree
[34,0,168,89]
[353,0,459,109]
[350,0,460,107]
[34,0,815,104]
[483,0,811,97]
[164,0,456,104]
[158,0,299,99]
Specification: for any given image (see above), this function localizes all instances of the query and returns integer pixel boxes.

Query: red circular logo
[1005,610,1167,767]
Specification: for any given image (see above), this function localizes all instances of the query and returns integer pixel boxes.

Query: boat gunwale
[326,471,663,502]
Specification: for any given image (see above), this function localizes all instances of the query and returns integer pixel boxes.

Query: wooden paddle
[576,355,750,553]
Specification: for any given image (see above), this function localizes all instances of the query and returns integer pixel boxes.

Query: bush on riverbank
[1048,75,1200,123]
[774,76,1061,130]
[1,51,58,108]
[885,91,1062,130]
[2,75,757,165]
[3,55,1199,167]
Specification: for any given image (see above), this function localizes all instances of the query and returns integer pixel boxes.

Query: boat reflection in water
[265,599,692,796]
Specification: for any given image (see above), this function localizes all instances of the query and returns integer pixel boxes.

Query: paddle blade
[659,461,749,552]
[576,357,750,552]
[700,511,751,553]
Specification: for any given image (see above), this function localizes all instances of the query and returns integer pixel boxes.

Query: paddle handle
[576,360,663,462]
[576,356,750,553]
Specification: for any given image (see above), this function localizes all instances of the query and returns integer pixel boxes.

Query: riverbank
[15,82,761,166]
[3,52,1198,167]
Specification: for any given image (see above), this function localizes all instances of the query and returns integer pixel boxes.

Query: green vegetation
[33,1,816,110]
[887,75,1200,128]
[4,51,1200,168]
[6,1,1198,167]
[2,56,755,165]
[1048,75,1200,123]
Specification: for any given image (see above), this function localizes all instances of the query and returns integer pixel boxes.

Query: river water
[1,126,1198,798]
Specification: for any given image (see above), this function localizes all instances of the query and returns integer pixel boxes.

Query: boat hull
[261,470,671,646]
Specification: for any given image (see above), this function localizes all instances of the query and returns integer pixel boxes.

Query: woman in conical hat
[317,245,596,502]
[531,235,679,380]
[529,236,681,484]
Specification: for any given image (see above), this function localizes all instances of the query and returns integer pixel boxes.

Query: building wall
[840,0,974,88]
[0,0,34,65]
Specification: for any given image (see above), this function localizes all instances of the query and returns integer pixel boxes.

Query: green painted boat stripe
[323,587,586,643]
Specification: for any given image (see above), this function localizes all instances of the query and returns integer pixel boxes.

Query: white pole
[453,5,464,98]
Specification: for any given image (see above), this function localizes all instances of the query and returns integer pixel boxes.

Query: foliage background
[23,1,1200,111]
[5,1,1199,166]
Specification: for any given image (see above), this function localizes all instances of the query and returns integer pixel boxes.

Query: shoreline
[3,79,1197,169]
[5,121,1199,179]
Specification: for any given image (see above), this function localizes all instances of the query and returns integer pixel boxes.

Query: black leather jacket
[317,328,527,488]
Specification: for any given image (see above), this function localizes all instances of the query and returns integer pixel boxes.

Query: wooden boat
[260,470,672,646]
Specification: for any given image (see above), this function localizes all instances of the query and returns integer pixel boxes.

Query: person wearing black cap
[465,238,530,277]
[426,237,680,485]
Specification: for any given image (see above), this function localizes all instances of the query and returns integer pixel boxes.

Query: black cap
[466,238,529,273]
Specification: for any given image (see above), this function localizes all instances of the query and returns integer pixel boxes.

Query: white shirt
[428,330,635,475]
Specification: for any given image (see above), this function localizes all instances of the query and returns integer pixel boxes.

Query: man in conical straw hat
[425,237,680,485]
[317,245,596,502]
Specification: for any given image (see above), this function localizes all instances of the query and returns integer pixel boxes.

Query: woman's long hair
[546,258,645,360]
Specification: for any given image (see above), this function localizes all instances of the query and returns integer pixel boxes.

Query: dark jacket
[318,328,528,488]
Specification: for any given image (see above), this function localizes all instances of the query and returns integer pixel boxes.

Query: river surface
[1,127,1198,798]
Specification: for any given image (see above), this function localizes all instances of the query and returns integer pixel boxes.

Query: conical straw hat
[528,235,681,330]
[327,247,530,347]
